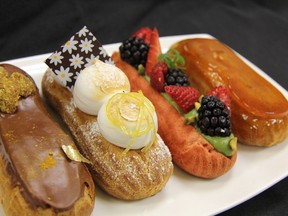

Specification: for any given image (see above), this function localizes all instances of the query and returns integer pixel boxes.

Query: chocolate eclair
[0,64,95,216]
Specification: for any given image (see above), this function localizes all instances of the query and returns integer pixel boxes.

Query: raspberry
[131,27,152,44]
[208,86,231,114]
[150,61,168,92]
[197,96,231,137]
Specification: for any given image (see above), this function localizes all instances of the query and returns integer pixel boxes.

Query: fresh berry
[164,86,200,113]
[150,61,168,92]
[119,37,149,69]
[197,96,231,137]
[145,28,162,77]
[164,68,190,86]
[131,27,152,44]
[208,86,231,114]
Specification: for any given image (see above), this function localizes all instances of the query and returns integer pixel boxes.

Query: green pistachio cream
[163,92,237,157]
[195,126,237,156]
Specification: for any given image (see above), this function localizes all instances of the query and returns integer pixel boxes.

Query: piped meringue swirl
[73,59,130,115]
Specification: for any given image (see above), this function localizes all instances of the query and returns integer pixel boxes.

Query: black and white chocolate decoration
[45,26,113,90]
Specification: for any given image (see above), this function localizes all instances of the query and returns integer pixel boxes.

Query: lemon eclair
[42,59,173,200]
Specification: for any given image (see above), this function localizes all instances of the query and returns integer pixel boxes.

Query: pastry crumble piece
[0,66,36,113]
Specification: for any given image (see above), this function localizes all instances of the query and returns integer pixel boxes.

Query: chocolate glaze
[0,64,94,211]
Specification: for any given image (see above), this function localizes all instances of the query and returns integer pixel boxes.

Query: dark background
[1,0,287,215]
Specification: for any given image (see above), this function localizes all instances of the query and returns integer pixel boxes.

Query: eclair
[112,27,237,178]
[0,64,95,216]
[171,38,288,146]
[42,58,173,200]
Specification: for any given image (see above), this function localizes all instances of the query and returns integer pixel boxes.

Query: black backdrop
[1,0,287,215]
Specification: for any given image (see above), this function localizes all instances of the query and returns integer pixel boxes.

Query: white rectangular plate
[1,34,287,216]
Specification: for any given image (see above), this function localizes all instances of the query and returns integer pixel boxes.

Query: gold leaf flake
[61,145,92,164]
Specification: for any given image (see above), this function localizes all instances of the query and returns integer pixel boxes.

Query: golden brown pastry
[41,65,173,200]
[0,64,95,216]
[112,52,237,178]
[171,38,288,146]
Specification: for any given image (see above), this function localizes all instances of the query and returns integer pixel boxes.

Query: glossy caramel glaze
[172,38,288,146]
[0,64,95,211]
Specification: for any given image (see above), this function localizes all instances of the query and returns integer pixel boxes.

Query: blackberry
[164,68,190,86]
[119,37,149,69]
[197,96,231,137]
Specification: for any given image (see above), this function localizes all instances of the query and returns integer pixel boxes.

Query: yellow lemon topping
[105,91,157,153]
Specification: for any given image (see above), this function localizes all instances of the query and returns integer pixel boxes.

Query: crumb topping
[0,66,36,113]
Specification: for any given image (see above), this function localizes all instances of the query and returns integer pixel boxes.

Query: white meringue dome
[73,59,130,115]
[97,92,158,151]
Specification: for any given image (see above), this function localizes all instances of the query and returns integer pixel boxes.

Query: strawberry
[164,86,200,113]
[150,61,168,92]
[131,27,152,44]
[145,27,162,77]
[208,86,231,113]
